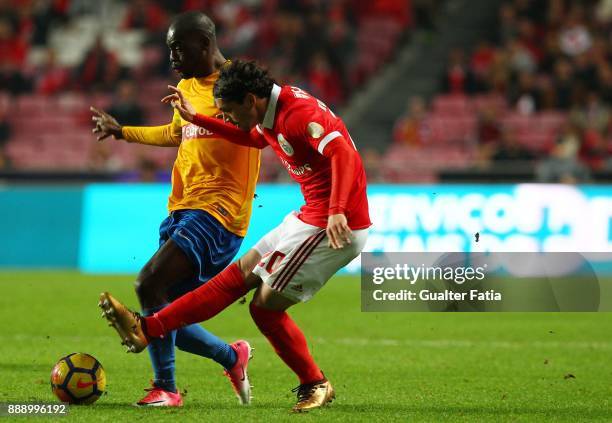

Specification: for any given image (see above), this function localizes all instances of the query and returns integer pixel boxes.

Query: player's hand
[90,107,123,141]
[161,85,196,122]
[326,214,352,249]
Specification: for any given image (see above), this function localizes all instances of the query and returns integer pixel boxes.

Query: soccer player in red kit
[99,60,371,412]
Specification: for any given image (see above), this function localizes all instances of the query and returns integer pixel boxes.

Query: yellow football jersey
[122,72,260,237]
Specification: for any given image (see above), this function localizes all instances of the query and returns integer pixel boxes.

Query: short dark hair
[170,11,216,43]
[213,60,275,103]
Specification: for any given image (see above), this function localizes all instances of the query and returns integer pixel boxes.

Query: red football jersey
[253,84,371,230]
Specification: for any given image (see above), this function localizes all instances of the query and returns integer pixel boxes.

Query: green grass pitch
[0,271,611,422]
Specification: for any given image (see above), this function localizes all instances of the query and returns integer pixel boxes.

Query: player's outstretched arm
[90,106,181,147]
[162,85,266,149]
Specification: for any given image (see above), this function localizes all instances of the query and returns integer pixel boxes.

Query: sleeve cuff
[121,126,131,142]
[318,131,342,154]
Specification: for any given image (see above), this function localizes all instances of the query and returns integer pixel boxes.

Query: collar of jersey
[185,68,221,90]
[263,84,282,129]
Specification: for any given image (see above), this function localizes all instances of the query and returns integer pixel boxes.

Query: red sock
[145,263,247,338]
[249,302,324,385]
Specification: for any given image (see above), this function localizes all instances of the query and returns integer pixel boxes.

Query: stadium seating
[387,90,570,179]
[1,0,411,179]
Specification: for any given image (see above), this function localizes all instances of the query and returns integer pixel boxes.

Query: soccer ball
[50,353,106,404]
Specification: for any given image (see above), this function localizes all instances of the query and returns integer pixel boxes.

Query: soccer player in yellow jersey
[91,12,259,407]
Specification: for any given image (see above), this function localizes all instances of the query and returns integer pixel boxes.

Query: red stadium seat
[432,94,473,115]
[56,94,88,113]
[472,94,507,113]
[535,111,567,131]
[427,114,477,145]
[16,95,54,115]
[383,144,474,183]
[0,93,10,114]
[502,113,534,132]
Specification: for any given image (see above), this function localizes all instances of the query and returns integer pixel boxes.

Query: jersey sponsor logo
[307,122,325,139]
[280,158,312,176]
[277,134,295,156]
[182,123,214,140]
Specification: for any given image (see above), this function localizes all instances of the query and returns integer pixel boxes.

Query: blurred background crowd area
[0,0,422,180]
[386,0,612,184]
[0,0,609,184]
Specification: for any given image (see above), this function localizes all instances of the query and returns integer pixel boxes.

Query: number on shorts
[266,251,286,274]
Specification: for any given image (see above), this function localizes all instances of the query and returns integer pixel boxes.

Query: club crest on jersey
[277,134,294,156]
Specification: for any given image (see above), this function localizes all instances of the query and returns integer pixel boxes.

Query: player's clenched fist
[90,107,123,141]
[326,213,352,249]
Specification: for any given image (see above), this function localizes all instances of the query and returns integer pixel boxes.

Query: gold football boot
[291,379,335,412]
[98,292,149,353]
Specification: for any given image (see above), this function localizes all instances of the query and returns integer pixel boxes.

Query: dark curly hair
[213,60,275,103]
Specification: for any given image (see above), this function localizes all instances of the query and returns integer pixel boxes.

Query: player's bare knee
[252,283,297,311]
[249,291,272,318]
[249,286,265,309]
[250,286,275,309]
[236,250,261,278]
[241,273,261,291]
[235,259,251,279]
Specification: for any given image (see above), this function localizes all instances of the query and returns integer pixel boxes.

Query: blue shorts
[159,209,243,300]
